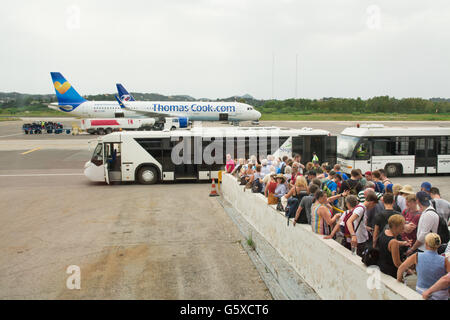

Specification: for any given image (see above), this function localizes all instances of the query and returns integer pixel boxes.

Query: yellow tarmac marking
[21,147,41,155]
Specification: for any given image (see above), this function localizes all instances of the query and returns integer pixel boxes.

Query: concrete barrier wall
[221,173,422,300]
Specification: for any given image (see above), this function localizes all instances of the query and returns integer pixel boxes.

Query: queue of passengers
[226,153,450,300]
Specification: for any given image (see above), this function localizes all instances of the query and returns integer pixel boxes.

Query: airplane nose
[256,110,261,119]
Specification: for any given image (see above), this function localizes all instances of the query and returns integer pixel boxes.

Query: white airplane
[49,72,261,124]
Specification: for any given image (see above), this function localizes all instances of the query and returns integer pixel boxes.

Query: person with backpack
[378,168,392,189]
[333,164,348,181]
[283,176,308,222]
[324,194,358,249]
[322,171,339,207]
[294,183,320,226]
[372,193,402,249]
[346,192,379,257]
[406,192,440,256]
[249,164,265,194]
[430,187,450,224]
[372,170,385,194]
[340,169,363,196]
[397,233,450,300]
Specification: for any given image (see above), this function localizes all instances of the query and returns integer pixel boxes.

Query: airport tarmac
[0,149,272,299]
[1,118,449,299]
[0,118,449,140]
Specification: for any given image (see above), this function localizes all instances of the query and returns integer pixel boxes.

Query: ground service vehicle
[337,124,450,176]
[81,118,156,135]
[84,126,336,184]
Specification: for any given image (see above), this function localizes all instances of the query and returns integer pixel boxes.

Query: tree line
[1,91,450,114]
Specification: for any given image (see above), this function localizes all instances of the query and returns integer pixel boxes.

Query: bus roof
[341,126,450,137]
[99,126,330,142]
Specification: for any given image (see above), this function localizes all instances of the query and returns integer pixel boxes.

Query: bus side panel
[123,136,163,181]
[437,155,450,173]
[371,155,415,174]
[337,158,354,174]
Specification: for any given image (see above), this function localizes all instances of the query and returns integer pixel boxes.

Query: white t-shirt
[397,195,407,212]
[352,204,369,244]
[416,205,440,251]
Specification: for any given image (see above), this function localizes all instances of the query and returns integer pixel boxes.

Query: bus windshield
[337,135,360,159]
[91,143,103,166]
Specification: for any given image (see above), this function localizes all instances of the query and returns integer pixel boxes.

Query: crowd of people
[226,153,450,300]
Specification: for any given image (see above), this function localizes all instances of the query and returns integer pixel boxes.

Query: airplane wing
[114,95,172,118]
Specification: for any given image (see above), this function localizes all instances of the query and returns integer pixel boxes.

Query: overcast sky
[1,0,449,100]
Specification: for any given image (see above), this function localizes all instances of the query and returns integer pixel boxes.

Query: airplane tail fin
[115,95,126,109]
[50,72,87,106]
[116,83,135,101]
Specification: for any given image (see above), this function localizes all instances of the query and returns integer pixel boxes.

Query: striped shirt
[357,190,383,203]
[311,203,331,235]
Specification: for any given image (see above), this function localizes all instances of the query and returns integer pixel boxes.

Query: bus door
[103,142,122,183]
[325,136,337,165]
[415,137,437,174]
[310,136,325,164]
[354,138,372,173]
[174,137,198,179]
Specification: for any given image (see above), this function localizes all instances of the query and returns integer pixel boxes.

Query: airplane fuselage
[49,101,261,121]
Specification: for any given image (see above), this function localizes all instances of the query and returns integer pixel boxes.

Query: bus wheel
[105,127,112,134]
[170,126,176,131]
[137,167,158,184]
[97,128,105,135]
[385,164,401,177]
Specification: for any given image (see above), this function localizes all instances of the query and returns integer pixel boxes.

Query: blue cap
[386,184,393,192]
[416,191,431,206]
[421,182,431,192]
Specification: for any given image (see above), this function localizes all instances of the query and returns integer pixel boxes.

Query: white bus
[84,127,336,184]
[337,125,450,176]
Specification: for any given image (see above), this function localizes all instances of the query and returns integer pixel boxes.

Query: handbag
[268,193,278,205]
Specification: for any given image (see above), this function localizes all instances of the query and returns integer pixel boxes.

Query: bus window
[91,143,103,166]
[337,135,360,159]
[355,139,370,160]
[439,136,450,154]
[373,139,392,156]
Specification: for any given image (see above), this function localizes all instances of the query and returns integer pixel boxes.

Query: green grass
[259,113,450,121]
[246,232,256,250]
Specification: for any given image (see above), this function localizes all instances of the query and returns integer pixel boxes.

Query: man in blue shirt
[333,164,349,181]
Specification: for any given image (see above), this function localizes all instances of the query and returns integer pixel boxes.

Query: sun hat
[399,185,415,195]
